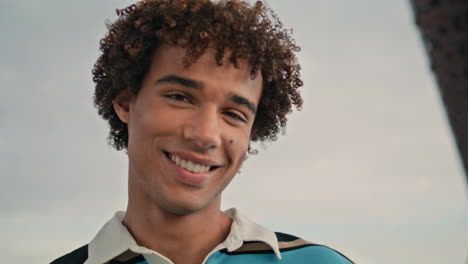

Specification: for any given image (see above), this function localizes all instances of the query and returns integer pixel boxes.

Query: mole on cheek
[229,139,234,144]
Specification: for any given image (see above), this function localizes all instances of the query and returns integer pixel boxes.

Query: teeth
[170,153,211,173]
[186,160,194,171]
[193,164,201,173]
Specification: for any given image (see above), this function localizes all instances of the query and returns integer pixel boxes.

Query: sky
[0,0,467,263]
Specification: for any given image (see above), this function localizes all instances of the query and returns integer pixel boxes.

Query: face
[114,45,263,215]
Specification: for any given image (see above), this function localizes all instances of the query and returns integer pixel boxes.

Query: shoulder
[50,245,88,264]
[275,232,354,264]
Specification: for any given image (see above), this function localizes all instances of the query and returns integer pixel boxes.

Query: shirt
[51,208,353,264]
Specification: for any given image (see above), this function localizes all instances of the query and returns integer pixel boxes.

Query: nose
[182,106,221,150]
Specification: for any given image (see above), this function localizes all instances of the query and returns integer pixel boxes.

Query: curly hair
[92,0,303,151]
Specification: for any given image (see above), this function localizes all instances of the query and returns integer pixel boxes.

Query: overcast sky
[1,1,467,264]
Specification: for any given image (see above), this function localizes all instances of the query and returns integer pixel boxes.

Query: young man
[52,1,353,263]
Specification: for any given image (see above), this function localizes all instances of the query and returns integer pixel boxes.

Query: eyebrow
[155,75,203,90]
[230,94,257,115]
[156,74,257,114]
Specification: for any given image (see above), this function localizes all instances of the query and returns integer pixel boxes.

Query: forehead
[147,45,263,94]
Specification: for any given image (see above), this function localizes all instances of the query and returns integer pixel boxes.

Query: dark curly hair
[92,0,303,151]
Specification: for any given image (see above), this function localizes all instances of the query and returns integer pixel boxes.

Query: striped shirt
[51,209,353,264]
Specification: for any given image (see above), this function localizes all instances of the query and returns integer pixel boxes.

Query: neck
[123,192,232,264]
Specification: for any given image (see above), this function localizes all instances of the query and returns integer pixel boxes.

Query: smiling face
[114,45,263,215]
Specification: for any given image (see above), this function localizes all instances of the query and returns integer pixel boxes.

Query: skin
[113,45,263,264]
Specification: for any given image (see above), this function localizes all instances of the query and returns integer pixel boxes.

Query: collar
[84,208,281,264]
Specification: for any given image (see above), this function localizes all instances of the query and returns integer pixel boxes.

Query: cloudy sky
[1,0,467,263]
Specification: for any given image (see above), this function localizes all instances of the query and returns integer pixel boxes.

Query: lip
[166,150,222,167]
[164,151,221,187]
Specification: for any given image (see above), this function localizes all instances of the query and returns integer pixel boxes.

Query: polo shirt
[51,208,353,264]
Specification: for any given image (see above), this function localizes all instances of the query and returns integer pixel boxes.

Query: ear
[113,90,133,124]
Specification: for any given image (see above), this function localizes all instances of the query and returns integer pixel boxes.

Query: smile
[166,152,218,174]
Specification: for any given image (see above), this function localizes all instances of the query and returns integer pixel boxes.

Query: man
[52,0,353,263]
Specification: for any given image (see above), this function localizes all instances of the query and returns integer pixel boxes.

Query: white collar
[84,208,281,264]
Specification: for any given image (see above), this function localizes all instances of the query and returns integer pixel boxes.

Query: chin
[153,191,219,216]
[166,206,201,216]
[159,200,210,216]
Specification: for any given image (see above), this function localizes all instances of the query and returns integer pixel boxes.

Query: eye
[224,111,247,123]
[165,93,192,103]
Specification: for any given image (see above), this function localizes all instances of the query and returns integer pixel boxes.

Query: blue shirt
[51,209,353,264]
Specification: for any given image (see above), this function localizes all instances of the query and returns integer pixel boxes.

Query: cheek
[228,134,250,164]
[127,107,181,162]
[130,105,179,136]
